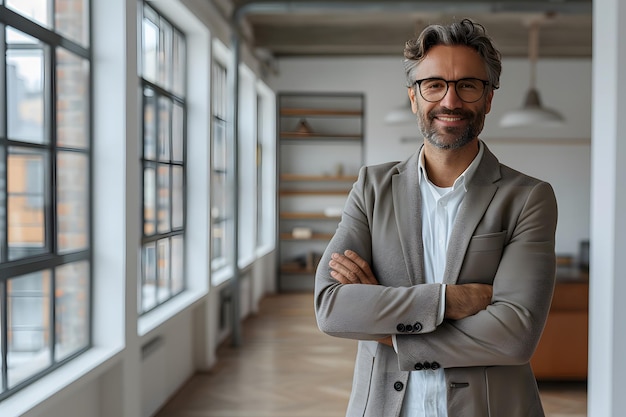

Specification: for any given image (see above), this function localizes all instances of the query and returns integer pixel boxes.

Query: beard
[416,105,486,150]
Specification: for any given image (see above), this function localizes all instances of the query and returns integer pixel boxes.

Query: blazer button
[413,322,422,332]
[423,361,431,370]
[396,323,406,332]
[431,361,441,370]
[394,381,404,391]
[414,363,424,371]
[405,324,413,332]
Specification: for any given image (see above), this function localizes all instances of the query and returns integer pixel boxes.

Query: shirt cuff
[437,284,446,326]
[392,334,398,353]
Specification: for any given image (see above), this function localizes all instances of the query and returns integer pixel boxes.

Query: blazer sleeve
[394,181,558,369]
[314,165,443,340]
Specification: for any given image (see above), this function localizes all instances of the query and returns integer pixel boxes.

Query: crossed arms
[314,165,558,370]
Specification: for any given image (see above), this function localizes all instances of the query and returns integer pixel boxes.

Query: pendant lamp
[500,21,565,127]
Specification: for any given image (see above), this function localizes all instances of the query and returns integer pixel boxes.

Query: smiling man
[314,19,558,417]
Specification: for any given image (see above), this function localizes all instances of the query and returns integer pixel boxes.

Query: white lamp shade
[500,88,565,128]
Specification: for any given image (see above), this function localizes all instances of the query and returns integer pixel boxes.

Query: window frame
[138,2,187,315]
[0,2,93,400]
[210,44,233,283]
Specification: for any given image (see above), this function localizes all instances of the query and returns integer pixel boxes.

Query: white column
[93,0,141,415]
[588,0,626,415]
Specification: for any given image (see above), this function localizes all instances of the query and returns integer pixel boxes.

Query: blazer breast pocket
[457,231,507,284]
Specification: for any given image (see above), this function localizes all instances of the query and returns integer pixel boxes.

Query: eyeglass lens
[418,78,486,103]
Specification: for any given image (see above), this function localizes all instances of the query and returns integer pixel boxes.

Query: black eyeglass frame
[412,78,494,103]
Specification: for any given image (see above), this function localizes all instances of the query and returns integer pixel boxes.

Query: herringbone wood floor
[154,293,587,417]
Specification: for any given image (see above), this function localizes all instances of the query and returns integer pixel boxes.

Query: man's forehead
[417,45,487,78]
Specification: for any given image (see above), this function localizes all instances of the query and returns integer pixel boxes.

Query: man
[314,19,557,417]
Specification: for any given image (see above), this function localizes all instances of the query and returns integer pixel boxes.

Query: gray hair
[403,19,501,90]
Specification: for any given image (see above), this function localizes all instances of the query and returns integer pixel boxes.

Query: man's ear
[484,90,494,114]
[408,87,418,113]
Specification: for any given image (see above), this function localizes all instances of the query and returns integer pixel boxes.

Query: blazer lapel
[443,145,501,285]
[392,151,425,285]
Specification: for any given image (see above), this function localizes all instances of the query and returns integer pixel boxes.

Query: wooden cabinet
[277,92,364,291]
[531,270,589,380]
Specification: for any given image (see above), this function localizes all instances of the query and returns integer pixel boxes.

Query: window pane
[143,166,156,235]
[157,164,170,233]
[7,147,48,261]
[55,261,89,361]
[171,235,183,294]
[172,102,183,162]
[7,271,52,388]
[57,151,89,253]
[57,48,89,149]
[143,88,157,160]
[7,28,47,144]
[157,238,170,303]
[172,32,185,97]
[159,20,172,90]
[7,0,51,28]
[141,243,157,312]
[55,0,90,47]
[158,97,171,161]
[213,121,226,171]
[142,8,158,83]
[172,166,183,229]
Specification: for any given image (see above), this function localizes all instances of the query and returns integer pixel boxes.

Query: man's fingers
[344,250,374,274]
[328,251,378,285]
[329,253,361,283]
[343,250,378,284]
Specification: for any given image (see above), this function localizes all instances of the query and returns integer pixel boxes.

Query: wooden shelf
[278,92,363,292]
[280,233,334,241]
[280,174,358,182]
[280,108,362,117]
[279,189,349,196]
[280,212,341,220]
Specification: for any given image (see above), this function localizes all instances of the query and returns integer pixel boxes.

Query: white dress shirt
[398,142,484,417]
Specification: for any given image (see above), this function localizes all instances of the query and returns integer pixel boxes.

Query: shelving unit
[277,92,365,291]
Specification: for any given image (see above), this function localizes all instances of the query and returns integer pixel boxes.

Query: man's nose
[439,82,463,109]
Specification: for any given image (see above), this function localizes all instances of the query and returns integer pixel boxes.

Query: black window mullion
[49,267,56,366]
[49,44,57,257]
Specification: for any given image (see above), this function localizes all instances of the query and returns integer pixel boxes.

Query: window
[210,60,231,277]
[139,4,186,314]
[255,83,276,253]
[0,0,91,399]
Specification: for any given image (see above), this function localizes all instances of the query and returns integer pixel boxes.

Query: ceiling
[212,0,592,59]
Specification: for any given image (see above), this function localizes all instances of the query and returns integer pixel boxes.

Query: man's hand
[329,250,379,285]
[444,283,493,320]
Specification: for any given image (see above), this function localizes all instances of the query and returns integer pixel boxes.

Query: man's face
[408,45,494,150]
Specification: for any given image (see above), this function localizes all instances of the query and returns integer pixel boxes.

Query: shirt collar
[418,140,484,192]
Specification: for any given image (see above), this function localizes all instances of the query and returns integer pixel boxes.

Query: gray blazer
[315,143,558,417]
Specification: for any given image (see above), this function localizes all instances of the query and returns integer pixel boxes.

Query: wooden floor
[154,293,587,417]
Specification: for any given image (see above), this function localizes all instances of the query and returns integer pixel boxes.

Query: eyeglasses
[413,78,491,103]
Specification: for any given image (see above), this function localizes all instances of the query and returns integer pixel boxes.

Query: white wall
[269,56,591,256]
